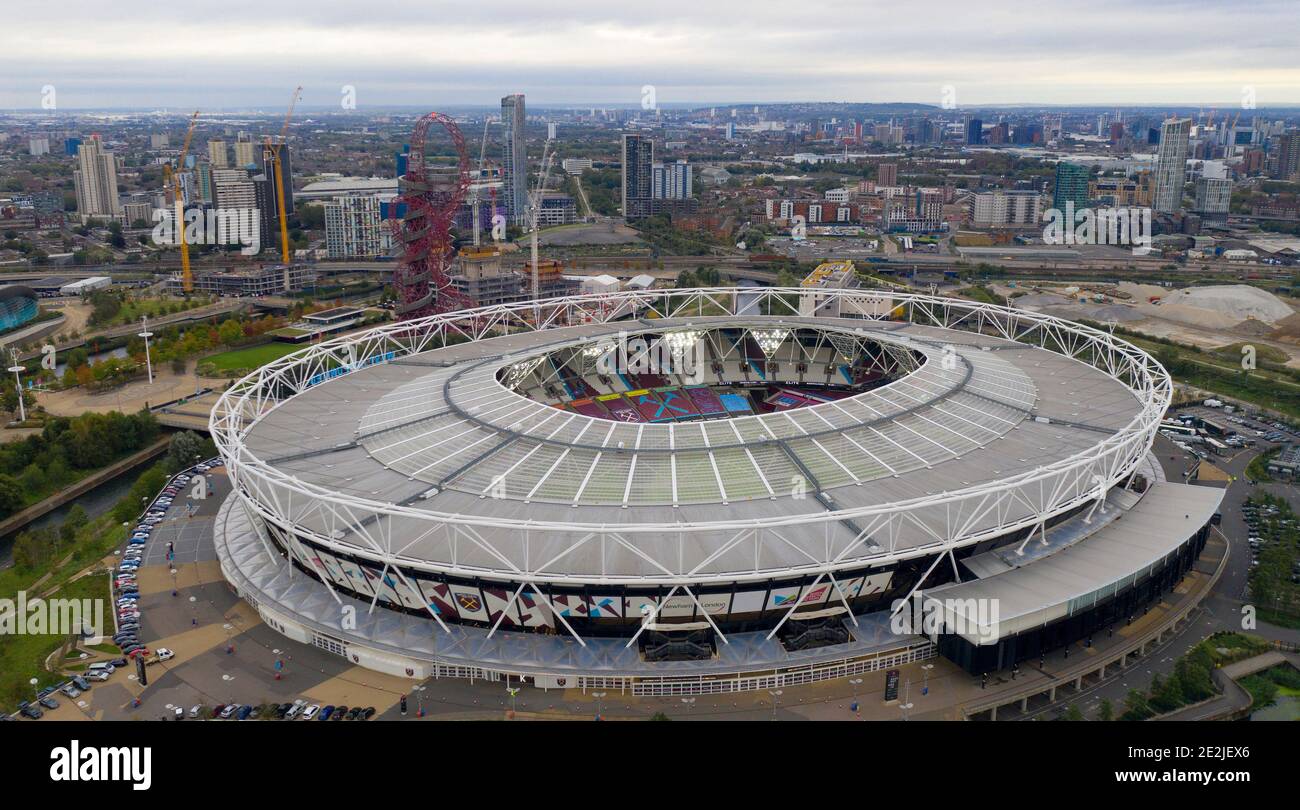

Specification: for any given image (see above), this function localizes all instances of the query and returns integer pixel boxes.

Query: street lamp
[8,349,26,423]
[849,677,863,714]
[768,689,783,721]
[680,697,696,715]
[900,678,913,721]
[921,663,934,696]
[506,686,519,717]
[591,691,606,720]
[138,316,154,385]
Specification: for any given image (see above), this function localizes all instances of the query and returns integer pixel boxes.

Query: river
[0,454,159,568]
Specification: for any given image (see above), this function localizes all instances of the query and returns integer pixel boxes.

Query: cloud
[3,0,1300,107]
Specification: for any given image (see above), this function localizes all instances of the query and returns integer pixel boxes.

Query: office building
[260,141,295,216]
[234,134,258,168]
[1275,129,1300,182]
[324,195,395,259]
[29,137,49,156]
[966,119,983,145]
[877,162,898,187]
[1194,177,1232,218]
[208,139,229,168]
[1090,174,1154,207]
[561,158,592,175]
[969,190,1043,228]
[501,94,527,223]
[1153,118,1192,213]
[652,160,692,200]
[211,169,259,248]
[1052,162,1091,214]
[72,136,122,218]
[621,133,654,219]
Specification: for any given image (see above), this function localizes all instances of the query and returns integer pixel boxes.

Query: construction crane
[526,137,556,305]
[470,116,491,247]
[264,86,301,265]
[161,110,200,292]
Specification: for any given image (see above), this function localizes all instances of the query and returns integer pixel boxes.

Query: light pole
[900,678,913,721]
[506,686,519,717]
[591,691,606,720]
[849,677,863,714]
[768,689,783,721]
[138,316,154,385]
[8,349,26,423]
[921,663,934,696]
[680,697,696,716]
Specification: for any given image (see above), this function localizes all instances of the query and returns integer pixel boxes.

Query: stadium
[211,287,1221,694]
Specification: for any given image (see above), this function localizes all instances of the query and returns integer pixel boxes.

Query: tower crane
[526,137,556,304]
[264,86,301,265]
[161,110,200,292]
[470,116,492,247]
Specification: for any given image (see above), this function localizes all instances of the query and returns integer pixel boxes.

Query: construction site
[1000,280,1300,368]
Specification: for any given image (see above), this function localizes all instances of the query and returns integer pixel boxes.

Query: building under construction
[447,250,578,308]
[167,264,315,297]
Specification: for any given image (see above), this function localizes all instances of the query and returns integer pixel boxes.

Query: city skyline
[3,0,1300,109]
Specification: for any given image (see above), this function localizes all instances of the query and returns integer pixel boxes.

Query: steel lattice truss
[390,111,472,319]
[212,288,1170,609]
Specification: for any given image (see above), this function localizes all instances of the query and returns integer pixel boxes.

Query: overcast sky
[3,0,1298,110]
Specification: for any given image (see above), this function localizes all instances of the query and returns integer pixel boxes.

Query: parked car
[210,704,226,719]
[332,705,348,721]
[18,702,43,719]
[360,707,375,720]
[237,705,253,720]
[38,695,59,710]
[71,675,91,691]
[60,685,81,698]
[219,704,239,719]
[86,670,111,683]
[319,705,335,721]
[156,648,175,662]
[302,704,320,720]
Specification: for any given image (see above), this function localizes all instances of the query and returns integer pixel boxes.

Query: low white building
[59,276,112,296]
[580,274,620,295]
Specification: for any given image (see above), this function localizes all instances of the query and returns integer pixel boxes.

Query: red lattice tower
[390,112,473,319]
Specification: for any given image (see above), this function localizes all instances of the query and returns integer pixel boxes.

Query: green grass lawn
[204,342,301,372]
[0,573,110,711]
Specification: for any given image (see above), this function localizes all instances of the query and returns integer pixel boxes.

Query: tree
[11,528,54,569]
[58,503,89,549]
[217,318,244,346]
[1061,704,1084,721]
[167,431,204,471]
[1120,688,1154,721]
[0,473,26,518]
[1098,698,1114,722]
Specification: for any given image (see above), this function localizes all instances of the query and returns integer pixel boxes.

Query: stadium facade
[212,287,1221,694]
